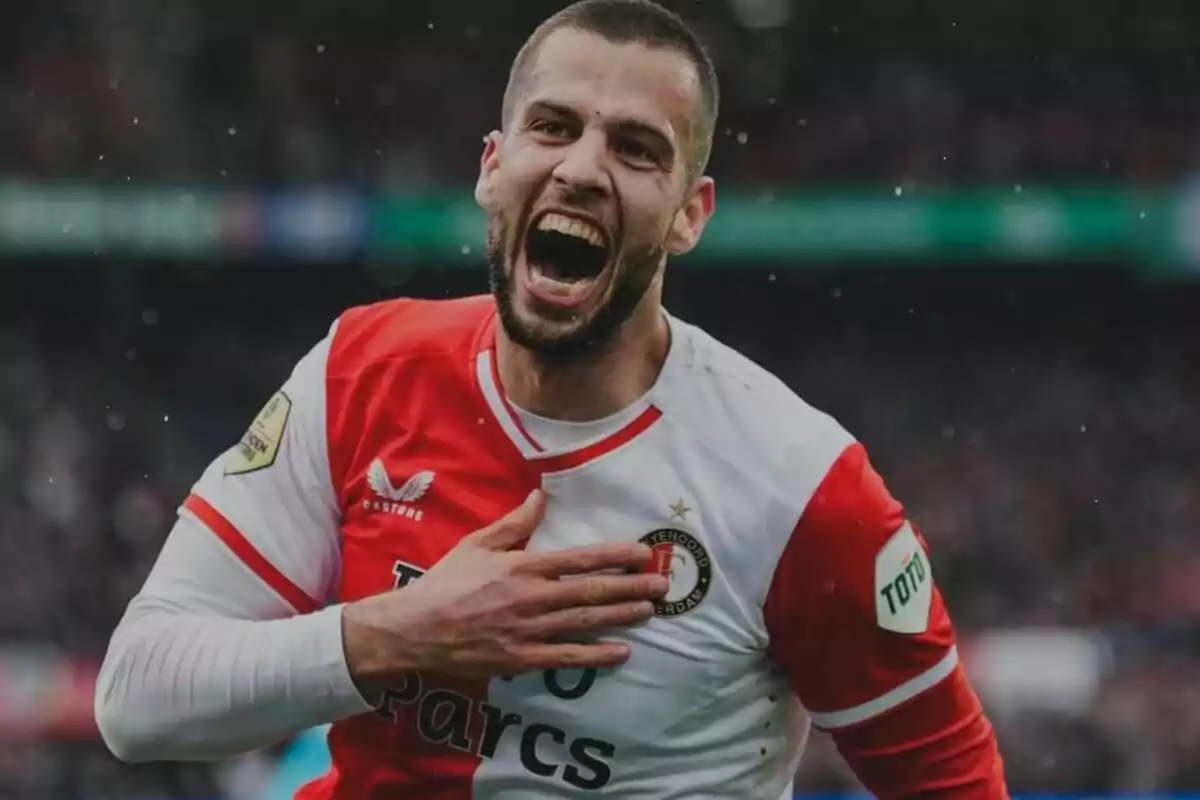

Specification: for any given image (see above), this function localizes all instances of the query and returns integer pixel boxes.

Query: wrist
[340,600,392,704]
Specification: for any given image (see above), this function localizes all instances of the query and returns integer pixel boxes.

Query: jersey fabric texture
[183,295,986,799]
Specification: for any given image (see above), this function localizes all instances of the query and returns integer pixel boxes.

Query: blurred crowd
[2,0,1200,189]
[0,264,1196,796]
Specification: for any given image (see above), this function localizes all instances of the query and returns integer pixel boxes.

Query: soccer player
[95,1,1010,797]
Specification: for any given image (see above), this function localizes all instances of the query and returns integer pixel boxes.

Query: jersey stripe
[475,350,544,458]
[486,347,545,453]
[807,645,959,730]
[474,342,666,472]
[533,405,663,474]
[183,493,322,615]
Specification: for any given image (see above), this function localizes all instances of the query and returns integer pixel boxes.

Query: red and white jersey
[183,295,959,799]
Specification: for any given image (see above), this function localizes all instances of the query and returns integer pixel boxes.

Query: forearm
[95,599,373,762]
[95,508,372,762]
[830,665,1008,799]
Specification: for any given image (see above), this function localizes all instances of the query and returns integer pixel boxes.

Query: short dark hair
[502,0,719,180]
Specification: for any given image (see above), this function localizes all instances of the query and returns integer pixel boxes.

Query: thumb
[471,489,546,550]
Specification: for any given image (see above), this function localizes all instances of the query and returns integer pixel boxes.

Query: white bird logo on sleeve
[367,459,435,502]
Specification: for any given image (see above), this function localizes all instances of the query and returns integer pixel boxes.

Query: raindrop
[894,186,903,197]
[107,413,126,432]
[142,308,159,326]
[227,127,237,137]
[316,44,326,53]
[736,131,748,144]
[461,245,471,255]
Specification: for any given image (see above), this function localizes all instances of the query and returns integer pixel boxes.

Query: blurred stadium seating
[1,0,1198,798]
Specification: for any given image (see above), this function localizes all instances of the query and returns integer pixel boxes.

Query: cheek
[623,178,682,240]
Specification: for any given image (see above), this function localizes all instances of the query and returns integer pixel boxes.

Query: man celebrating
[95,1,1009,797]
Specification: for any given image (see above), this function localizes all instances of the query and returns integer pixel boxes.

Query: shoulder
[656,313,856,499]
[328,294,494,377]
[664,321,904,568]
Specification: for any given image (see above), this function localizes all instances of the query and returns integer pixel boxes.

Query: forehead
[520,28,701,135]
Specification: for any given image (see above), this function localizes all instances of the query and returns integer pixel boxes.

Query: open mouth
[522,212,612,308]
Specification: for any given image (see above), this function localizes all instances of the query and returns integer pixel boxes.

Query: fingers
[525,601,656,640]
[510,641,633,672]
[519,541,654,577]
[469,489,546,550]
[531,571,668,611]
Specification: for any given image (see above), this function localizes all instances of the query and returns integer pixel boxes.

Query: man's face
[476,28,714,360]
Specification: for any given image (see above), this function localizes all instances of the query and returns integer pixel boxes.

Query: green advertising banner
[0,182,1196,277]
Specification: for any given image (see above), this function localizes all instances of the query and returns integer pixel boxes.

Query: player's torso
[306,301,810,799]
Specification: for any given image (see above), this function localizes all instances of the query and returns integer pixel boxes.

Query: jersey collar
[472,313,672,474]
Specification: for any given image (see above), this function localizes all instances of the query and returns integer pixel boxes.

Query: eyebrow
[525,99,676,157]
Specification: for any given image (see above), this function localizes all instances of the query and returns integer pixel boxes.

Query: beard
[486,214,664,366]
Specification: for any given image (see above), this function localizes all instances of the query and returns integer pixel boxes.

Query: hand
[342,489,667,686]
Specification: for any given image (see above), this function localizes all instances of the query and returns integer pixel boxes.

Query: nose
[550,129,611,198]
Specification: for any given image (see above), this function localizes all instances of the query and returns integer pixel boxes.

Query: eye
[529,119,572,138]
[616,138,656,166]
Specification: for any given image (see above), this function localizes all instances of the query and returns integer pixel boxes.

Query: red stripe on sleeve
[183,493,322,615]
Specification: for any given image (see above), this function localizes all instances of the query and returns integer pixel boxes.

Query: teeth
[536,213,604,248]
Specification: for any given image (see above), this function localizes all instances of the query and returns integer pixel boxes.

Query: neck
[495,296,670,422]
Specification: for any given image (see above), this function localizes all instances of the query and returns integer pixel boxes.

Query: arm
[764,443,1008,799]
[93,322,665,763]
[94,326,374,762]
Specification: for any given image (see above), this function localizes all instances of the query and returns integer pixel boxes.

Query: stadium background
[2,0,1199,797]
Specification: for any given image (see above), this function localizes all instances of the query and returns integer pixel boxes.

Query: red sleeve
[764,443,1008,799]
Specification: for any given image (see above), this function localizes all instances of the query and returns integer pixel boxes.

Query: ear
[474,130,503,210]
[664,176,715,256]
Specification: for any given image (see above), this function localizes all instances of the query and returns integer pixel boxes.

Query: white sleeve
[94,324,375,763]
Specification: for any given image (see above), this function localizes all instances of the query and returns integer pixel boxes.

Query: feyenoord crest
[639,528,712,617]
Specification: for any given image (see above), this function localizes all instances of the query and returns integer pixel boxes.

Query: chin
[502,284,608,357]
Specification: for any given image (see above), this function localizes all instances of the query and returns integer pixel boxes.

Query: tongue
[527,262,595,307]
[532,259,581,283]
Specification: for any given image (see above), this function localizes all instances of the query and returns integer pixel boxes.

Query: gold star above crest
[669,498,692,523]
